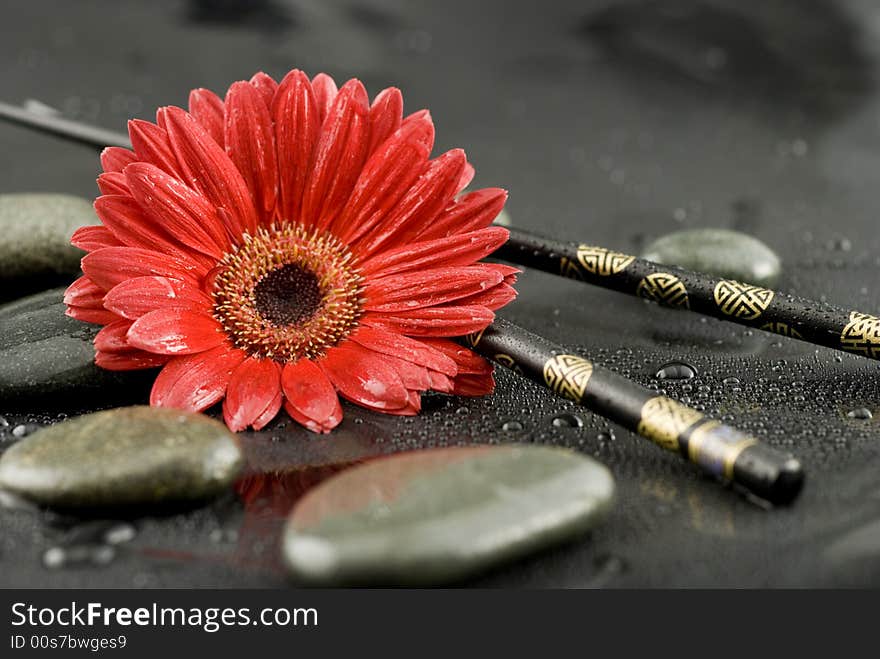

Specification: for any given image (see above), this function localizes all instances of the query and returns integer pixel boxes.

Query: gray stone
[641,228,782,286]
[282,445,615,585]
[0,194,96,294]
[0,406,244,507]
[0,288,149,402]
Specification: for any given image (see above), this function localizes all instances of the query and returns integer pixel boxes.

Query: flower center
[253,263,322,326]
[212,224,362,362]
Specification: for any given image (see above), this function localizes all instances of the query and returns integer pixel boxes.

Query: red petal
[361,226,510,278]
[382,390,421,416]
[416,338,494,374]
[281,359,343,433]
[484,263,519,287]
[311,73,338,123]
[416,188,508,241]
[353,149,467,257]
[367,87,403,154]
[401,110,435,152]
[302,79,370,231]
[429,371,454,393]
[94,195,199,260]
[362,306,495,337]
[100,147,137,173]
[64,276,105,309]
[150,343,245,412]
[252,387,283,430]
[365,264,504,312]
[127,308,224,355]
[333,117,432,243]
[161,105,259,236]
[128,119,181,177]
[71,225,121,251]
[124,163,229,257]
[223,357,282,432]
[188,88,225,148]
[65,306,120,325]
[452,372,496,396]
[457,161,475,192]
[96,349,169,371]
[319,343,409,410]
[104,276,211,320]
[284,403,337,434]
[249,71,278,107]
[380,354,432,390]
[448,282,518,310]
[349,326,457,376]
[97,172,129,196]
[272,69,320,224]
[94,319,134,353]
[81,246,201,291]
[225,81,278,217]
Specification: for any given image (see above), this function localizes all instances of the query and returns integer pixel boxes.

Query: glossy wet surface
[4,0,880,587]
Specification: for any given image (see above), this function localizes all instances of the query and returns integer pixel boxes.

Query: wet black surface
[4,0,880,587]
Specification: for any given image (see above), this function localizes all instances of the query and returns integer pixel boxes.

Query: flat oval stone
[0,288,149,402]
[282,445,615,585]
[0,406,244,507]
[0,194,96,297]
[641,228,781,286]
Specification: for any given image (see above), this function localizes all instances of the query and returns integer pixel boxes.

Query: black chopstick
[462,318,804,505]
[495,227,880,363]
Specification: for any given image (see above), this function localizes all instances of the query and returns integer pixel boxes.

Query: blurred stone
[0,288,149,403]
[283,445,615,585]
[641,227,781,286]
[0,194,96,298]
[0,406,244,507]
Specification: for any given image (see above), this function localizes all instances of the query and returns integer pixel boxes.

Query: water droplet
[91,545,116,565]
[42,547,66,569]
[847,407,872,420]
[551,413,584,428]
[103,523,136,545]
[830,237,852,252]
[210,528,239,544]
[655,361,697,380]
[722,377,741,386]
[11,425,29,438]
[501,421,523,432]
[455,406,469,415]
[42,544,116,569]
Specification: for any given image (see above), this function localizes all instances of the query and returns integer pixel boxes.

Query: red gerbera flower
[64,69,516,433]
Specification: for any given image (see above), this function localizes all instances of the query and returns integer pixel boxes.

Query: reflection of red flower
[64,70,516,432]
[235,467,350,518]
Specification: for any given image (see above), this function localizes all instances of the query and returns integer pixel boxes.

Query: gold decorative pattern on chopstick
[573,245,635,277]
[761,321,803,339]
[542,354,594,403]
[636,272,690,309]
[637,396,704,451]
[493,353,522,374]
[465,327,487,348]
[713,280,774,320]
[840,311,880,358]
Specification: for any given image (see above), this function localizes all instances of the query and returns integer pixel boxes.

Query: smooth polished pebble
[0,406,244,507]
[641,228,781,286]
[283,444,615,585]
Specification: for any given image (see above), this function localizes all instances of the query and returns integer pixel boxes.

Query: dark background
[4,0,880,587]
